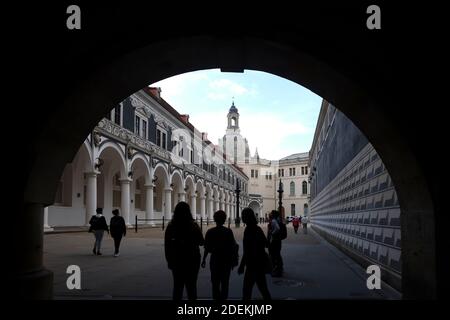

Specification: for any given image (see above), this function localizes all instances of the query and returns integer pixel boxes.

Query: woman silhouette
[238,207,272,300]
[164,201,204,300]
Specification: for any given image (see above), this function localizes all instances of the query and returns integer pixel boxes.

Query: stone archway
[19,7,438,298]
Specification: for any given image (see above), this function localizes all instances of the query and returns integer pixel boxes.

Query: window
[255,170,258,178]
[135,115,140,135]
[280,169,284,177]
[304,203,309,215]
[156,129,161,146]
[190,149,194,163]
[251,169,254,178]
[289,168,292,176]
[305,167,308,175]
[292,168,296,176]
[114,105,121,125]
[301,167,305,175]
[142,119,147,139]
[162,132,167,149]
[290,181,295,196]
[291,204,295,215]
[302,181,308,195]
[269,172,272,180]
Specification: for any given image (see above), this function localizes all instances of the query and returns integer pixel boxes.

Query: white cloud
[240,112,312,159]
[207,79,256,101]
[151,72,208,101]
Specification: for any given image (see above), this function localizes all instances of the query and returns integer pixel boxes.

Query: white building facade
[218,102,310,220]
[46,87,249,228]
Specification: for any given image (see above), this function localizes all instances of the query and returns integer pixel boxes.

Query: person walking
[238,207,272,300]
[164,201,204,301]
[110,209,126,257]
[201,210,238,301]
[89,208,109,255]
[302,215,308,234]
[292,216,300,234]
[267,210,285,277]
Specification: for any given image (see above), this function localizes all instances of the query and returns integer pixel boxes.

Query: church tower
[220,100,250,165]
[226,101,240,134]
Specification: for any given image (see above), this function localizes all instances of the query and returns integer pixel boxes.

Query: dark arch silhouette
[18,3,440,299]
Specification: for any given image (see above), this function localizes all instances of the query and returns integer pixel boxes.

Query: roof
[229,101,238,113]
[279,152,309,161]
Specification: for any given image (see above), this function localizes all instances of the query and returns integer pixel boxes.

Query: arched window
[302,181,308,195]
[304,203,309,215]
[290,181,295,196]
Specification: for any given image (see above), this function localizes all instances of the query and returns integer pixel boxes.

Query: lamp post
[235,180,241,227]
[277,179,283,216]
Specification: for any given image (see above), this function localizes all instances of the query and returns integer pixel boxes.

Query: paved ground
[44,223,401,300]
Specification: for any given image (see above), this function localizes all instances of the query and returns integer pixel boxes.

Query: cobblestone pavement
[44,223,401,300]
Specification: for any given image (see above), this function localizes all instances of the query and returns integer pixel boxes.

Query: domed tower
[227,101,240,134]
[220,100,250,165]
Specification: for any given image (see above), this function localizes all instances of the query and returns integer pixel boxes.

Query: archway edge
[24,35,436,298]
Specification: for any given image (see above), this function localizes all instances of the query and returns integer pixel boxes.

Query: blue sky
[151,69,322,160]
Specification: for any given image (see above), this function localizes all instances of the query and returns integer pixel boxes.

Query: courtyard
[44,224,400,300]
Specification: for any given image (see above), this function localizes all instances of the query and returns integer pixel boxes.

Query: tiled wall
[310,143,401,284]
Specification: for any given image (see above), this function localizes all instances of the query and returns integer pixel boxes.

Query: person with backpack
[110,209,126,257]
[164,201,204,301]
[201,210,239,301]
[267,210,286,277]
[89,208,109,255]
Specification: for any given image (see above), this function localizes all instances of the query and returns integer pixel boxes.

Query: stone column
[85,171,97,226]
[214,198,219,212]
[179,191,186,202]
[200,195,206,220]
[208,197,214,220]
[190,194,197,218]
[16,203,53,299]
[44,206,53,232]
[164,188,172,219]
[145,184,154,225]
[120,178,132,226]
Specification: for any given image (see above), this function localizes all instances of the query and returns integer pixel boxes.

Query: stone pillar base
[16,268,53,299]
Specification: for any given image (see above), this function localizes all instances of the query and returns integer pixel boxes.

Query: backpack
[88,215,99,232]
[278,219,287,240]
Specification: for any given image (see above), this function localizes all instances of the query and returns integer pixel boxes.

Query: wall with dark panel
[310,106,402,291]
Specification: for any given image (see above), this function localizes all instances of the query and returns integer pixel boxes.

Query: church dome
[229,101,238,113]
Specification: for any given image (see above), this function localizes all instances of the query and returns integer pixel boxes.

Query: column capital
[85,171,99,177]
[119,177,132,184]
[144,184,156,189]
[190,194,197,199]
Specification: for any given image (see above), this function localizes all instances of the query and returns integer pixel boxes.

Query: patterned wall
[310,143,401,281]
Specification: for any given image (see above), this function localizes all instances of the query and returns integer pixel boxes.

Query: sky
[151,69,322,160]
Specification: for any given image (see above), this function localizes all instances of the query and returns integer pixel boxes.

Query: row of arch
[62,138,250,225]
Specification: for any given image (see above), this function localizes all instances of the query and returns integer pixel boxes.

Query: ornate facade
[46,88,249,228]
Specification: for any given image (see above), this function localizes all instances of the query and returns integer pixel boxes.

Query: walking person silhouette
[110,209,126,257]
[238,207,272,300]
[164,201,204,301]
[201,210,239,301]
[89,208,109,255]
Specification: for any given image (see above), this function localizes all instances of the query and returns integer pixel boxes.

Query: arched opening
[20,31,437,300]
